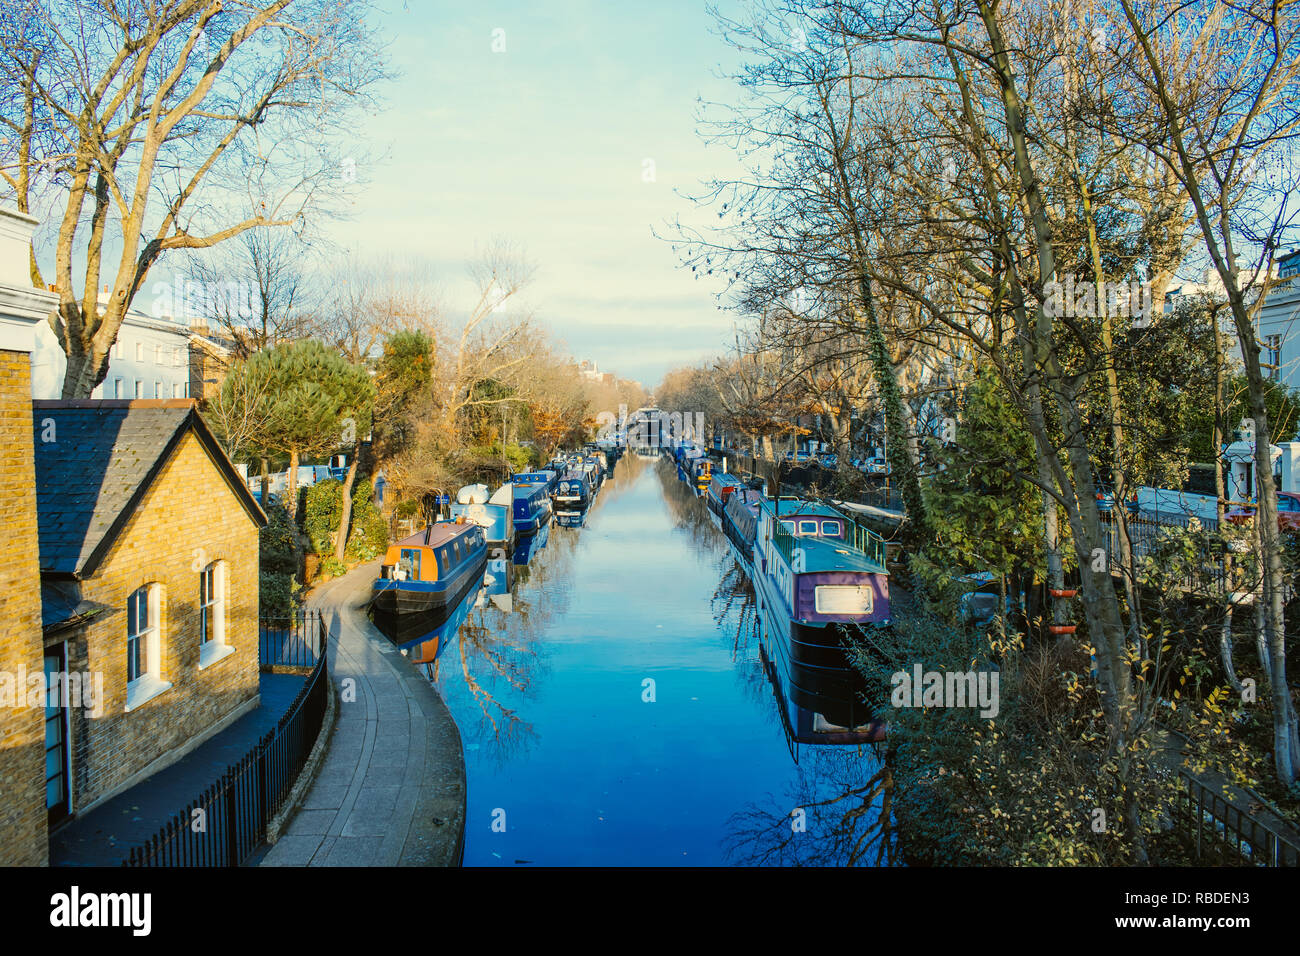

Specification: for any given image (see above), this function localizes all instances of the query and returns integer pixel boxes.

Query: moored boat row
[681,452,891,746]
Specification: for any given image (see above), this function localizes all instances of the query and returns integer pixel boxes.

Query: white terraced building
[30,306,203,401]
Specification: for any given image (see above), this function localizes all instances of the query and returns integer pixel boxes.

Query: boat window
[799,519,819,535]
[399,548,420,580]
[780,520,796,535]
[821,520,842,537]
[436,549,448,576]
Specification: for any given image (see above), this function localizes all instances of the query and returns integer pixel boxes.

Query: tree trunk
[334,446,367,562]
[286,448,300,520]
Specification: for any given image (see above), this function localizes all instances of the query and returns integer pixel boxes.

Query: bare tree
[0,0,388,397]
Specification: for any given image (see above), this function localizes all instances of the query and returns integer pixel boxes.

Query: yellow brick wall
[67,429,260,810]
[0,349,48,866]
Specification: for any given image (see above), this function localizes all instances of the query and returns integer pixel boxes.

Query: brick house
[33,399,267,823]
[188,325,235,403]
[0,207,57,866]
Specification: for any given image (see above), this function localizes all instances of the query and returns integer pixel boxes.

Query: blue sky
[328,0,749,388]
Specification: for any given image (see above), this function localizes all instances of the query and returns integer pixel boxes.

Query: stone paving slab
[260,562,466,867]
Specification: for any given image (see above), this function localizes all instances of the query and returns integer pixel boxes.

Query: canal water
[383,456,891,865]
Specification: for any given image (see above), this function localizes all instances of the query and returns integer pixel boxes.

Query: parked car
[865,456,889,475]
[1225,490,1300,530]
[251,489,281,508]
[955,572,1023,628]
[816,453,839,468]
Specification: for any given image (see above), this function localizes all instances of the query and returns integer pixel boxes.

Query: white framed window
[154,344,163,364]
[173,346,184,368]
[1266,334,1282,382]
[125,584,171,710]
[171,381,182,398]
[113,377,123,399]
[112,341,122,360]
[135,342,144,362]
[198,561,234,668]
[154,380,162,399]
[134,380,143,399]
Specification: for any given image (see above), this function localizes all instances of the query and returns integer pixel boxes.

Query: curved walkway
[260,561,466,866]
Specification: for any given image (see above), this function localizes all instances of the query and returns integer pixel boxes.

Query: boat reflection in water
[512,519,550,566]
[479,555,514,613]
[370,571,484,678]
[554,508,588,529]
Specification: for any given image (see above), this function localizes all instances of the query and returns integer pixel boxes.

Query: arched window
[125,584,171,711]
[198,561,234,669]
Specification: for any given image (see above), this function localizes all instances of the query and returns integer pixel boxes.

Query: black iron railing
[259,608,325,669]
[1179,772,1300,866]
[125,617,330,867]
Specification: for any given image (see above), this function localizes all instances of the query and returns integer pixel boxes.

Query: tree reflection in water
[723,748,895,866]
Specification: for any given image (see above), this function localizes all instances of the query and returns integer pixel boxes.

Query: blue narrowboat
[551,468,592,514]
[513,469,559,495]
[580,457,603,495]
[372,521,488,616]
[511,475,553,536]
[751,498,890,743]
[372,566,481,664]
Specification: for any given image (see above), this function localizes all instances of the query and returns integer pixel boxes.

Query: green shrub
[347,482,390,561]
[395,499,419,519]
[259,570,297,618]
[320,557,348,579]
[303,478,343,555]
[259,502,298,576]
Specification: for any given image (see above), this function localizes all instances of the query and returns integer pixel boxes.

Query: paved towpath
[259,561,466,866]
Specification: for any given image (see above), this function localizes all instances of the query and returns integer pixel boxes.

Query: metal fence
[1178,772,1300,866]
[124,617,330,866]
[259,608,326,669]
[1101,513,1230,593]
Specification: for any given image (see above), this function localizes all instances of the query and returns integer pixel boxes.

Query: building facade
[33,401,267,820]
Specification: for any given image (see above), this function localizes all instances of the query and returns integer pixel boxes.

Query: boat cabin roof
[760,498,848,522]
[396,523,479,550]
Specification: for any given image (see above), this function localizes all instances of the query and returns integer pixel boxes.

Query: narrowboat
[721,485,767,575]
[551,468,592,514]
[707,472,744,521]
[372,521,489,616]
[690,455,714,494]
[751,498,890,743]
[513,469,559,495]
[371,566,481,670]
[511,475,554,536]
[580,457,604,495]
[448,483,514,548]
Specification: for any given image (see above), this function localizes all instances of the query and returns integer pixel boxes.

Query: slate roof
[32,400,266,579]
